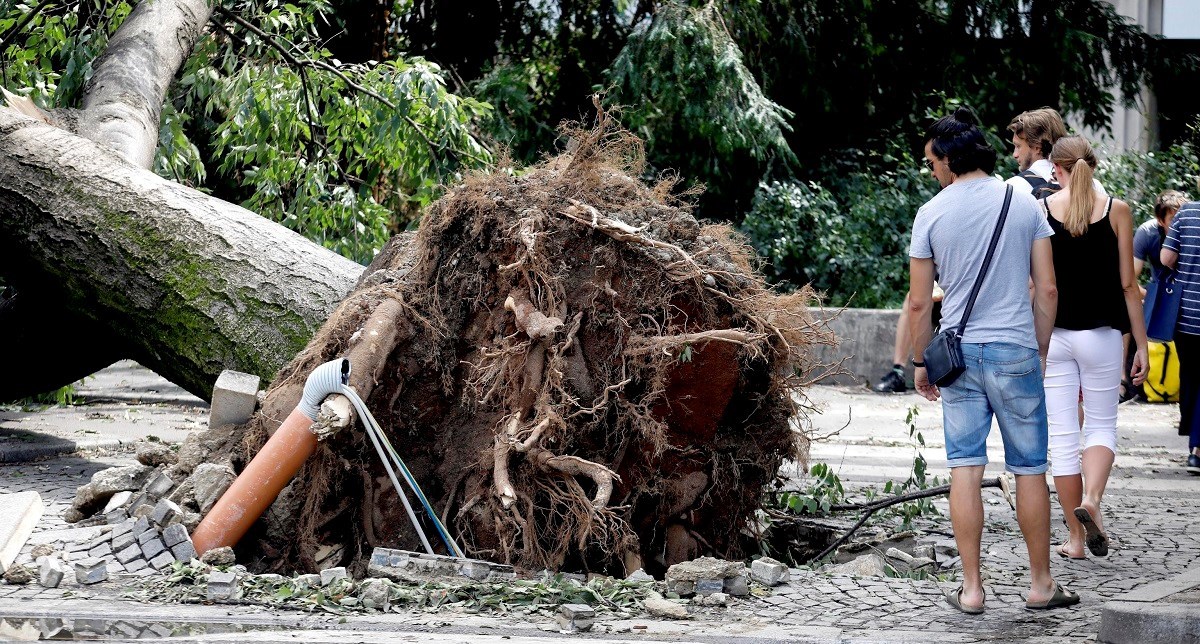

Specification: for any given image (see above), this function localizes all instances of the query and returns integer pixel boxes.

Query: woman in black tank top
[1042,136,1149,561]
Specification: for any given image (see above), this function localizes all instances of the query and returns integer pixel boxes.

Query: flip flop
[1026,582,1081,610]
[1073,507,1110,557]
[945,585,985,614]
[1055,543,1086,560]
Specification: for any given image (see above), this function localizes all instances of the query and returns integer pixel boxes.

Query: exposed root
[202,108,832,577]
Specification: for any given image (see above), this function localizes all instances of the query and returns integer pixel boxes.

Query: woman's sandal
[1055,543,1086,560]
[945,585,985,614]
[1073,506,1110,557]
[1026,582,1081,610]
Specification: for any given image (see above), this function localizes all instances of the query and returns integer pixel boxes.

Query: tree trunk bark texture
[78,0,215,168]
[0,110,363,400]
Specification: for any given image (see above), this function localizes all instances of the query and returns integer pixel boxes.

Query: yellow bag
[1143,341,1180,403]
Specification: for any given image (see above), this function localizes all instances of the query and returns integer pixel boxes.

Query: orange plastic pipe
[191,407,318,556]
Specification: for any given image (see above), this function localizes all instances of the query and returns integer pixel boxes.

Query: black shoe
[873,369,906,394]
[1188,454,1200,475]
[1118,380,1137,404]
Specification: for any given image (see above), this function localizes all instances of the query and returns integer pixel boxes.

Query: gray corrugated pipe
[298,358,351,420]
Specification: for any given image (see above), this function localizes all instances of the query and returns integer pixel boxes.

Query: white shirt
[1006,158,1106,196]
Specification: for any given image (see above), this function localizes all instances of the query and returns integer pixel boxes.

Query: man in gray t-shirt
[907,108,1075,613]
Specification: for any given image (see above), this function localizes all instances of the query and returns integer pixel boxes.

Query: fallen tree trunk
[0,110,363,400]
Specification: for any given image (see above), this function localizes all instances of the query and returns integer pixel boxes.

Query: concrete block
[87,542,113,559]
[695,578,725,596]
[0,491,45,574]
[321,567,348,586]
[116,544,143,565]
[149,551,175,570]
[208,570,239,601]
[162,523,189,548]
[666,579,695,596]
[104,508,128,524]
[74,559,107,584]
[137,528,160,545]
[127,492,151,513]
[110,519,136,540]
[141,538,166,560]
[458,560,492,581]
[191,463,235,514]
[724,573,749,597]
[750,557,788,586]
[150,499,181,527]
[295,574,322,590]
[103,491,133,514]
[626,568,655,582]
[112,532,136,554]
[209,370,261,429]
[145,472,175,499]
[124,558,148,573]
[170,540,197,563]
[37,557,64,588]
[557,603,596,632]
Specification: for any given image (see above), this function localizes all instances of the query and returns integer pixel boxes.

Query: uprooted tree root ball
[182,114,835,577]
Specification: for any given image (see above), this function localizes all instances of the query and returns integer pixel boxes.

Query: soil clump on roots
[185,114,833,578]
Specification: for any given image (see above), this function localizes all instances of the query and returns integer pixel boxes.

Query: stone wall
[808,307,905,387]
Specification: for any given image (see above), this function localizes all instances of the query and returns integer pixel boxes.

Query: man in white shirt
[1006,107,1105,197]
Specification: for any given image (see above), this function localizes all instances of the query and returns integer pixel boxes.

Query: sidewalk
[1,363,1197,642]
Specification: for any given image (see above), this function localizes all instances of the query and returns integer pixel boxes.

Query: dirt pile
[175,114,834,577]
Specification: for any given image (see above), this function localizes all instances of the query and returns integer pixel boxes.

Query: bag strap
[957,185,1015,336]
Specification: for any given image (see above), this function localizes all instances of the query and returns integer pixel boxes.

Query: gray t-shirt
[909,177,1053,350]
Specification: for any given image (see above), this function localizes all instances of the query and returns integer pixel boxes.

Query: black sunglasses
[922,158,935,171]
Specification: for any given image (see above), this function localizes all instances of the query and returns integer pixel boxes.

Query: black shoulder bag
[922,185,1014,387]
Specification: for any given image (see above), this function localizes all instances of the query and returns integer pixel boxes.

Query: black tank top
[1045,197,1130,333]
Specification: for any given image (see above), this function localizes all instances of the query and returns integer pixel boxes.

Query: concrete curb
[1098,568,1200,643]
[0,437,124,464]
[0,598,847,644]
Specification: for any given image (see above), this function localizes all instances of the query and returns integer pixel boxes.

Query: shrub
[743,152,938,308]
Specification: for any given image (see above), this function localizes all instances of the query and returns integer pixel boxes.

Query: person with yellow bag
[1136,192,1188,403]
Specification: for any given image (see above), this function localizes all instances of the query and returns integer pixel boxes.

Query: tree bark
[0,110,363,401]
[78,0,215,167]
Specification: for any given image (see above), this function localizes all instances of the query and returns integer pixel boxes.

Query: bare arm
[1029,237,1057,357]
[1162,247,1179,270]
[908,257,938,401]
[1113,201,1149,384]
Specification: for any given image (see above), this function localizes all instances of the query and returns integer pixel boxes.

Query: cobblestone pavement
[1,369,1198,643]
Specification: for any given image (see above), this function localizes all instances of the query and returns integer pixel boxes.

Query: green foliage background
[2,0,1196,304]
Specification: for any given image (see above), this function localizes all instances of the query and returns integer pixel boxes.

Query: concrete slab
[1098,601,1200,644]
[0,491,43,574]
[1099,568,1200,643]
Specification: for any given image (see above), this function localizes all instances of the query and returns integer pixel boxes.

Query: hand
[913,366,940,401]
[1131,346,1149,386]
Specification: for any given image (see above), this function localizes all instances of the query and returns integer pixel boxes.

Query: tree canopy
[2,0,1192,299]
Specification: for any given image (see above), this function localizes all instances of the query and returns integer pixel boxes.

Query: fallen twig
[812,477,1008,563]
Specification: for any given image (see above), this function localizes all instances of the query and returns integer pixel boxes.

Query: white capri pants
[1044,327,1122,477]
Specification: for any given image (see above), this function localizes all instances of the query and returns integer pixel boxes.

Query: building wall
[1081,0,1162,153]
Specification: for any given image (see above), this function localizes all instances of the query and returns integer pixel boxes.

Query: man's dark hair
[924,107,996,176]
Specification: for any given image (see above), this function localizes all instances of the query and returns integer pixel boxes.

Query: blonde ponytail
[1050,136,1099,237]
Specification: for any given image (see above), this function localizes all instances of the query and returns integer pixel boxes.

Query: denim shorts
[939,342,1049,475]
